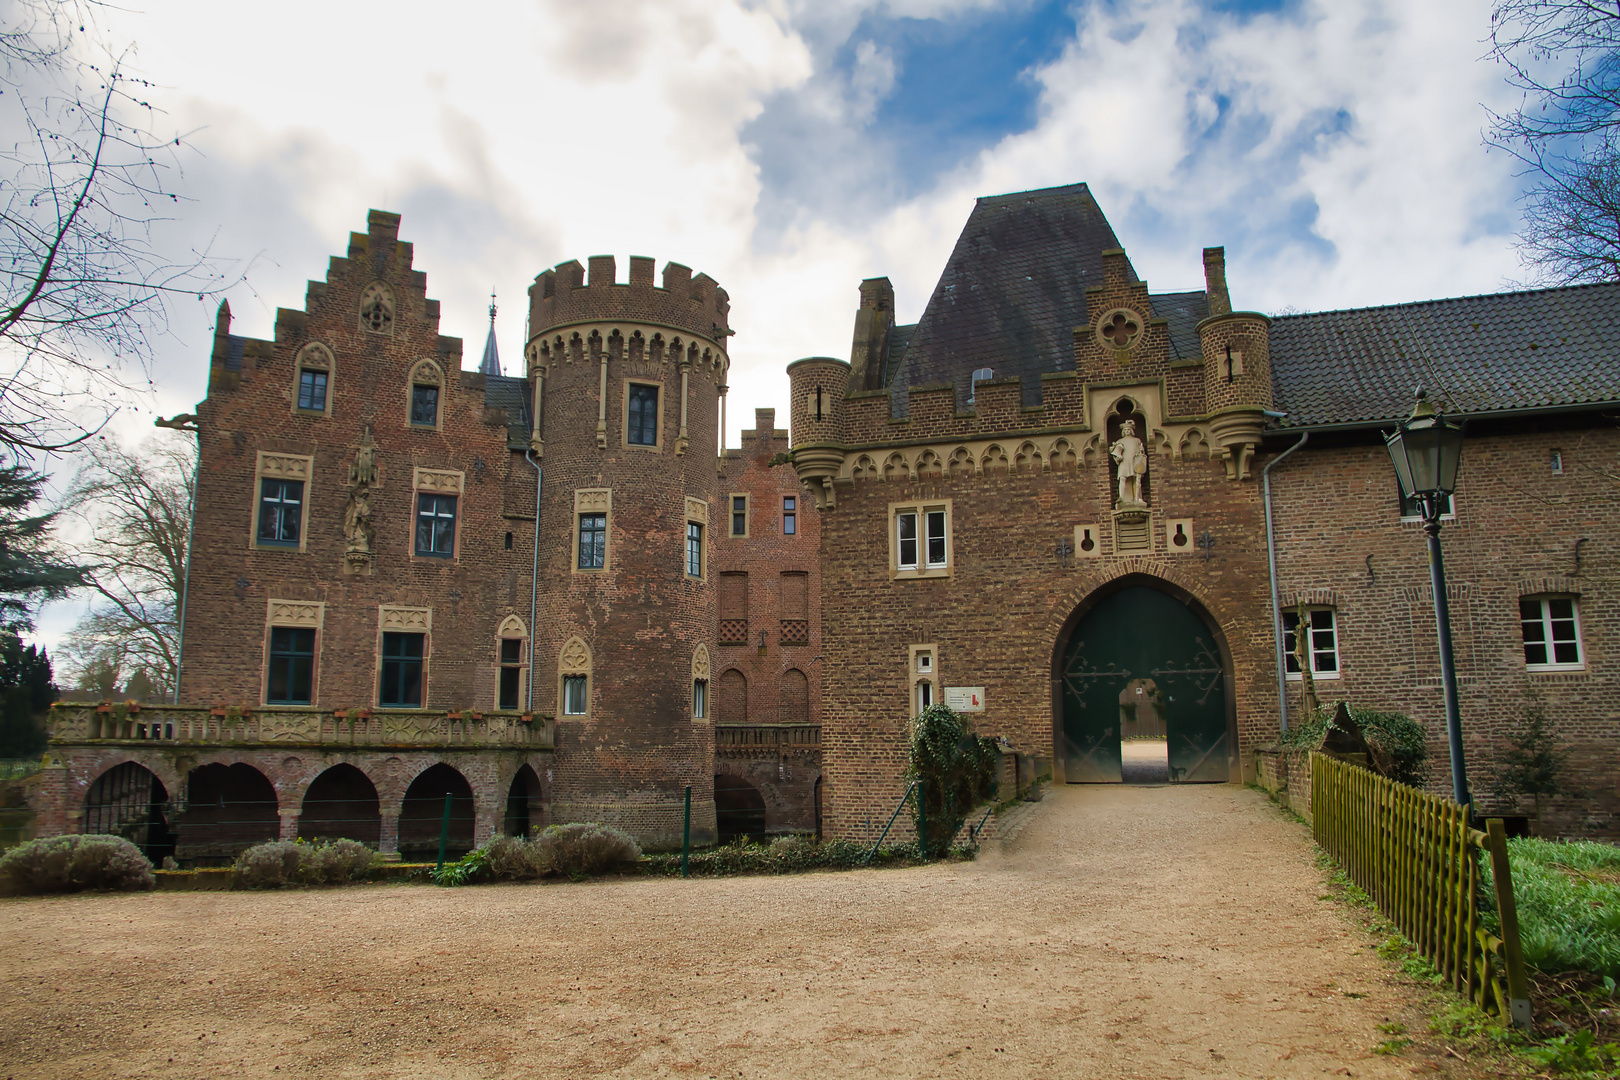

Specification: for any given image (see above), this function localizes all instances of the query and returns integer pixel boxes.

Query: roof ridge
[1273,279,1620,321]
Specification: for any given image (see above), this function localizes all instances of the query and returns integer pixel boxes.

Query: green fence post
[681,785,691,879]
[436,791,452,872]
[917,777,927,859]
[1485,817,1533,1029]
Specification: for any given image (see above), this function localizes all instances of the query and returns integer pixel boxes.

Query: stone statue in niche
[344,427,378,574]
[1110,418,1149,507]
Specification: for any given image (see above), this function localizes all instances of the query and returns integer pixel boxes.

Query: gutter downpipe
[1263,428,1308,734]
[170,430,200,704]
[526,449,541,713]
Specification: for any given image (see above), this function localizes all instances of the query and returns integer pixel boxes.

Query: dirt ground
[1,784,1512,1079]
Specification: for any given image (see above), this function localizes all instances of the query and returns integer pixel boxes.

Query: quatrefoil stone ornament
[1095,308,1143,352]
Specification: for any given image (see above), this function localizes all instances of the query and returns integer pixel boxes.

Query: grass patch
[1485,838,1620,980]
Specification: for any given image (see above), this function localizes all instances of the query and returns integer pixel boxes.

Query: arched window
[497,615,528,711]
[780,667,809,724]
[294,342,334,416]
[559,636,592,716]
[691,644,711,721]
[409,359,445,430]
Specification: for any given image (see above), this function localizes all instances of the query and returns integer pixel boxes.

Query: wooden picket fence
[1311,752,1532,1027]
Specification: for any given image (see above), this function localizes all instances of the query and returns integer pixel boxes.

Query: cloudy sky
[24,0,1530,646]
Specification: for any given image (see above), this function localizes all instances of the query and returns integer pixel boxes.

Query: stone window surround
[691,643,711,723]
[621,377,665,452]
[359,280,395,336]
[408,359,446,432]
[685,496,707,581]
[728,492,749,537]
[909,643,937,715]
[889,498,952,580]
[376,605,432,710]
[293,342,334,418]
[412,467,464,563]
[559,635,592,718]
[573,488,612,574]
[496,614,529,712]
[261,600,325,708]
[252,452,314,553]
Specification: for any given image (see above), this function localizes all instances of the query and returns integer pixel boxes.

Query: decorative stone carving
[1110,419,1149,507]
[257,453,310,481]
[559,636,591,675]
[1095,307,1144,355]
[296,342,333,369]
[381,605,431,631]
[692,643,711,682]
[685,497,707,524]
[414,468,463,494]
[344,429,378,575]
[410,359,443,386]
[267,601,322,628]
[359,282,394,335]
[497,615,527,638]
[575,488,611,514]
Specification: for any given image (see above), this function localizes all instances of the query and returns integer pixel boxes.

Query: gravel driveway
[1,784,1476,1078]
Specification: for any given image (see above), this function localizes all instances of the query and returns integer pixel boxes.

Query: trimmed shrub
[0,834,155,895]
[301,838,376,884]
[638,836,971,877]
[535,823,641,878]
[483,834,548,881]
[232,840,303,889]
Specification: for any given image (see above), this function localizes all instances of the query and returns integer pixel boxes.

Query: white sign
[945,686,985,712]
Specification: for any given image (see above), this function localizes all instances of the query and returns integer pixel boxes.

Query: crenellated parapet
[527,255,730,347]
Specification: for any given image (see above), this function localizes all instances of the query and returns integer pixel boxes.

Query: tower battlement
[528,255,730,345]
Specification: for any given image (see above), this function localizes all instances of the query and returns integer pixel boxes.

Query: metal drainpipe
[1262,429,1308,734]
[525,451,541,711]
[171,434,201,704]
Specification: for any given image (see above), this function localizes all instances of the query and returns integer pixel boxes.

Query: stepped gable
[896,183,1133,407]
[528,254,731,344]
[1269,281,1620,429]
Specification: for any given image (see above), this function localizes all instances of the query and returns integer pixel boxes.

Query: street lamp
[1383,390,1469,810]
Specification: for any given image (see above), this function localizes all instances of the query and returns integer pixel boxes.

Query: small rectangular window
[731,495,748,536]
[897,511,918,569]
[297,369,328,412]
[925,509,947,567]
[415,493,457,557]
[498,637,523,711]
[782,495,796,535]
[578,513,606,569]
[380,632,425,707]
[563,674,588,715]
[693,679,707,719]
[411,384,439,427]
[257,478,304,547]
[267,627,315,705]
[628,383,658,445]
[1520,596,1583,669]
[686,521,703,577]
[1282,608,1340,677]
[917,680,933,711]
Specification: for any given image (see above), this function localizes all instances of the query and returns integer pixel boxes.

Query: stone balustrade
[47,703,554,750]
[714,723,820,749]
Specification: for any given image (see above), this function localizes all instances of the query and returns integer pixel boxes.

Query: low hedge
[0,834,155,895]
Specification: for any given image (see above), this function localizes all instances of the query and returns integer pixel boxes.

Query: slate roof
[483,373,533,448]
[1270,282,1620,429]
[1148,290,1208,362]
[897,183,1132,405]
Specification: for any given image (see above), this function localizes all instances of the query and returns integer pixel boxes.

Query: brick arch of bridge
[1044,566,1241,784]
[713,755,820,836]
[66,751,186,833]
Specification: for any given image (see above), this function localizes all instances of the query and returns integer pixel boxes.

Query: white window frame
[1520,596,1584,671]
[1282,606,1341,680]
[890,500,951,580]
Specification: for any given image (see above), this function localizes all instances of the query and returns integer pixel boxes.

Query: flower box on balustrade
[47,702,554,750]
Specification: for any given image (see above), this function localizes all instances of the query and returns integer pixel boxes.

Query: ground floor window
[381,631,425,707]
[1282,607,1339,678]
[267,627,315,704]
[1520,596,1582,669]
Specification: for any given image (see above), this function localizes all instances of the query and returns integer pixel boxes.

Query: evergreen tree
[0,461,85,631]
[0,632,53,757]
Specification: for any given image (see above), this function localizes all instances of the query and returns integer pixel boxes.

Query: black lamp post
[1383,390,1469,809]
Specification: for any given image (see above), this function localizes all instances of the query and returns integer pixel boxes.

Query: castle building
[23,184,1620,856]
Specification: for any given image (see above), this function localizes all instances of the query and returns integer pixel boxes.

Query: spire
[479,290,501,377]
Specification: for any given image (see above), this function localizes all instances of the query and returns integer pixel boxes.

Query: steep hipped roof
[1270,282,1620,429]
[897,184,1131,403]
[483,374,532,448]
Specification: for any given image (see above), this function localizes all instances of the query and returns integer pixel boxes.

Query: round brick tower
[786,356,850,507]
[525,254,729,847]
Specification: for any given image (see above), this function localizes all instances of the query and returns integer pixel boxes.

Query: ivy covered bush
[0,834,156,895]
[432,823,642,885]
[907,704,1000,858]
[1279,701,1428,786]
[231,838,377,888]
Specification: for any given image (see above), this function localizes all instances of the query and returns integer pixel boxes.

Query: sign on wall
[945,686,985,712]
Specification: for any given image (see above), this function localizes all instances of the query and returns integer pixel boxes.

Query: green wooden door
[1060,585,1230,783]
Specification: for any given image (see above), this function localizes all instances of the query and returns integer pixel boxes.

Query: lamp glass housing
[1385,408,1464,502]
